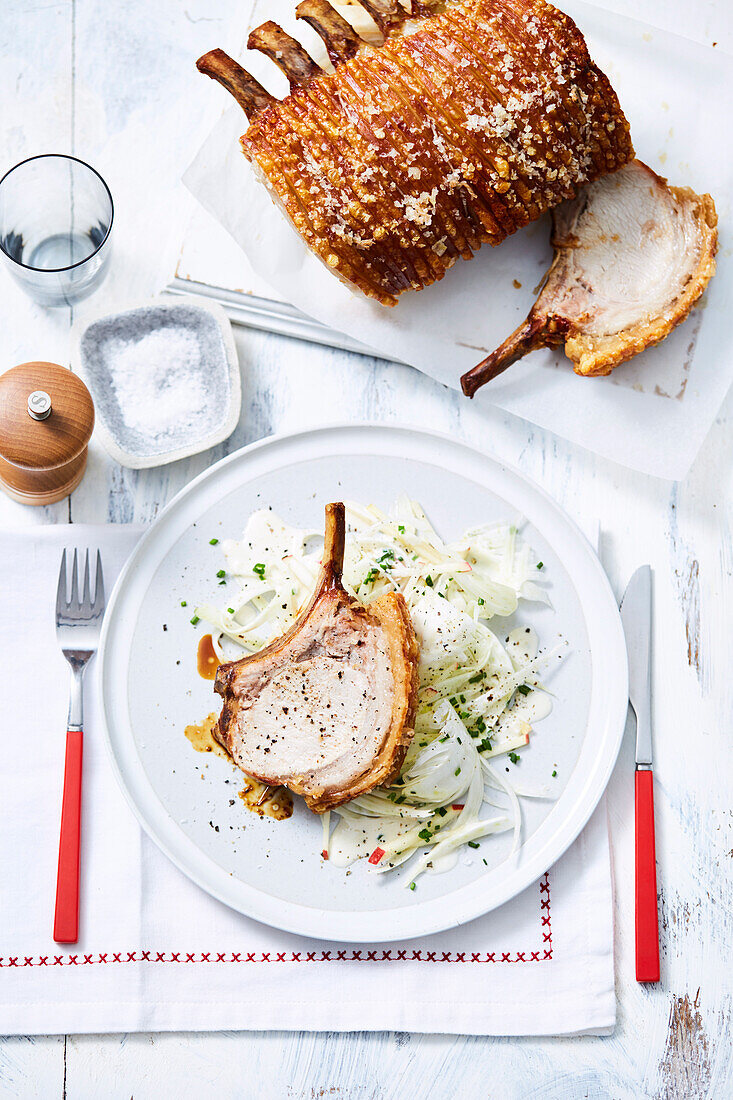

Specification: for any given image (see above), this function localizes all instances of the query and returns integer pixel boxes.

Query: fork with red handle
[53,548,105,944]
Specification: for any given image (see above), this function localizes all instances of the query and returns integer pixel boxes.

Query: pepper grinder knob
[0,362,95,505]
[28,390,53,421]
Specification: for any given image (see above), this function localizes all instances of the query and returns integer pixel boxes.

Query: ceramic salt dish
[76,297,241,469]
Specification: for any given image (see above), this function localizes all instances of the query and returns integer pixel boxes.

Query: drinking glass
[0,154,114,307]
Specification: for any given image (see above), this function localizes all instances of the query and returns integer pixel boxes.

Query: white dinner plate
[100,424,627,941]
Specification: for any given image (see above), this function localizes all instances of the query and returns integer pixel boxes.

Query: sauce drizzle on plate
[184,710,293,820]
[184,712,230,760]
[197,633,220,680]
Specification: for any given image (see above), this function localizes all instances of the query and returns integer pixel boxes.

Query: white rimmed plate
[99,424,627,941]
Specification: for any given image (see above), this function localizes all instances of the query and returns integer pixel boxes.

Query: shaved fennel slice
[481,757,523,858]
[394,705,476,807]
[337,794,432,821]
[374,706,517,883]
[401,818,513,883]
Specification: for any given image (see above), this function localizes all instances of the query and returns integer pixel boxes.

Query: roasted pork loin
[214,503,420,813]
[197,0,633,305]
[461,160,718,391]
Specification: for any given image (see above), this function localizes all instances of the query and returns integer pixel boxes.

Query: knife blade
[620,564,659,982]
[620,564,652,766]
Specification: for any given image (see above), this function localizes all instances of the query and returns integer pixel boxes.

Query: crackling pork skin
[197,0,633,305]
[214,503,420,813]
[461,160,718,392]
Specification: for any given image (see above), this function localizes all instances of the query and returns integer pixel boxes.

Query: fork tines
[56,548,105,617]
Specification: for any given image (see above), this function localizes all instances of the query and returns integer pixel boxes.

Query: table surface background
[1,0,731,1097]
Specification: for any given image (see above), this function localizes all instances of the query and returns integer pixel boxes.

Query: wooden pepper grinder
[0,361,94,505]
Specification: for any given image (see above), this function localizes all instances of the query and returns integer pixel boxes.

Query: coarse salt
[107,327,210,443]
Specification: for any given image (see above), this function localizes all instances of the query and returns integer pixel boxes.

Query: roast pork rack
[197,0,634,306]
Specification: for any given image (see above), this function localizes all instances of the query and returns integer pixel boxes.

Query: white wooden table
[1,1,731,1096]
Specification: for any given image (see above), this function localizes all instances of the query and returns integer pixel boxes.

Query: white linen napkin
[0,525,614,1036]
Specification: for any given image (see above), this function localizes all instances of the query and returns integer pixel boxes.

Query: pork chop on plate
[214,502,420,812]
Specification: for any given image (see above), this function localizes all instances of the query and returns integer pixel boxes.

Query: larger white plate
[100,424,627,941]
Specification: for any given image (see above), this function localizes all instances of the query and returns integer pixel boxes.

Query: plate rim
[99,421,628,942]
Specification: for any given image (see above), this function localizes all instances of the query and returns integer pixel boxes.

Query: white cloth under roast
[0,525,615,1036]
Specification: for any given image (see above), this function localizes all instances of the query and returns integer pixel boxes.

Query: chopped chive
[468,841,480,850]
[409,882,416,891]
[190,615,200,626]
[227,607,235,614]
[216,569,226,578]
[552,769,557,777]
[508,751,520,765]
[477,597,485,606]
[218,579,226,585]
[517,684,531,696]
[536,561,544,570]
[425,575,434,587]
[436,806,447,817]
[418,828,431,842]
[454,766,461,776]
[209,538,219,545]
[398,525,405,534]
[439,734,449,743]
[253,562,266,578]
[180,600,187,607]
[468,672,484,684]
[479,738,493,753]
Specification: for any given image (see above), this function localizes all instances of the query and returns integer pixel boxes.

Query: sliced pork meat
[461,160,718,393]
[214,503,420,813]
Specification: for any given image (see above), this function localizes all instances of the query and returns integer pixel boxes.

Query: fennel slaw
[197,496,562,884]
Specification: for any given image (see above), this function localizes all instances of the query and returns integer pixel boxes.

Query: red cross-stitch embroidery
[2,873,552,967]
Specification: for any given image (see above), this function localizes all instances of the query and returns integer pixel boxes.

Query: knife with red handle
[620,565,660,982]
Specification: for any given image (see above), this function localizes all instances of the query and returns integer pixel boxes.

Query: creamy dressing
[426,849,460,874]
[516,688,553,723]
[329,814,459,874]
[489,687,553,750]
[329,815,412,867]
[506,625,539,666]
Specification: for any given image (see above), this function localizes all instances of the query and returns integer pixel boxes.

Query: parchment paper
[184,0,732,479]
